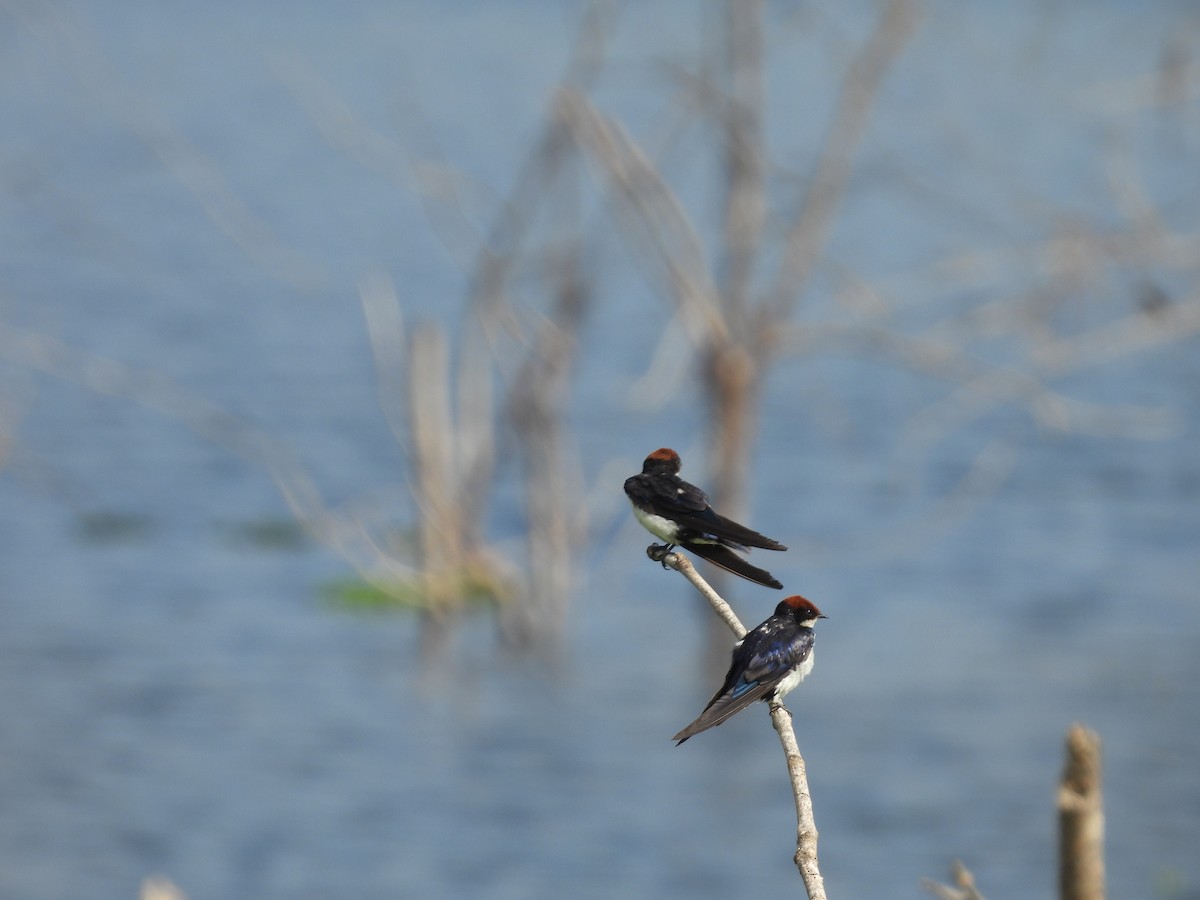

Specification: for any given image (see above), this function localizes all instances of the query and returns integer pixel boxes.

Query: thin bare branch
[1059,724,1105,900]
[625,311,694,410]
[922,860,988,900]
[1031,291,1200,374]
[359,272,412,453]
[826,227,1200,335]
[455,324,497,552]
[1077,56,1200,115]
[407,324,460,581]
[503,249,590,644]
[468,0,617,334]
[271,54,413,189]
[1102,126,1167,237]
[272,54,488,271]
[767,0,922,326]
[649,546,747,638]
[719,0,766,329]
[557,89,729,345]
[776,318,1181,442]
[905,292,1200,445]
[770,701,826,899]
[9,4,324,289]
[0,320,420,588]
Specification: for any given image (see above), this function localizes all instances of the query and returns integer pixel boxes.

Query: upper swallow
[673,595,825,744]
[624,447,787,589]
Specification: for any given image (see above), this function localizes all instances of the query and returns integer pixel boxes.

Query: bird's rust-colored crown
[781,595,825,619]
[642,447,682,474]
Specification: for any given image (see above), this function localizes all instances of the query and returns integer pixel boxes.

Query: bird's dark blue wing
[738,626,815,687]
[671,624,814,743]
[637,475,786,551]
[637,473,711,513]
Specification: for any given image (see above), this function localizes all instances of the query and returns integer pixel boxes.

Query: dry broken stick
[1059,724,1105,900]
[647,544,828,900]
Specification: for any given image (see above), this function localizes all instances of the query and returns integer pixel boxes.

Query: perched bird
[673,595,825,744]
[624,447,787,589]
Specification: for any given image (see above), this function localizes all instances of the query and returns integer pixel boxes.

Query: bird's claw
[646,543,676,568]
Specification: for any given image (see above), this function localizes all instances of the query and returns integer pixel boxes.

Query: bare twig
[1059,724,1105,900]
[406,323,464,618]
[718,0,766,329]
[767,0,922,324]
[0,319,445,607]
[649,544,826,900]
[10,4,324,289]
[921,859,987,900]
[648,546,746,638]
[775,317,1184,442]
[770,701,826,898]
[503,250,590,645]
[557,89,729,345]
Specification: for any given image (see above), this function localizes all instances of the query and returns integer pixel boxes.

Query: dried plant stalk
[1059,724,1105,900]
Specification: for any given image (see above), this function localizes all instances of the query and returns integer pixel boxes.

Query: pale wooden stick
[770,701,827,900]
[647,546,746,638]
[1058,724,1105,900]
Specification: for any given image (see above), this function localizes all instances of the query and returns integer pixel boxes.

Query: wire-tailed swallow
[673,595,824,744]
[624,447,787,589]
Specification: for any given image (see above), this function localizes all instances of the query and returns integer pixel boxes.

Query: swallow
[624,447,786,589]
[673,595,824,744]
